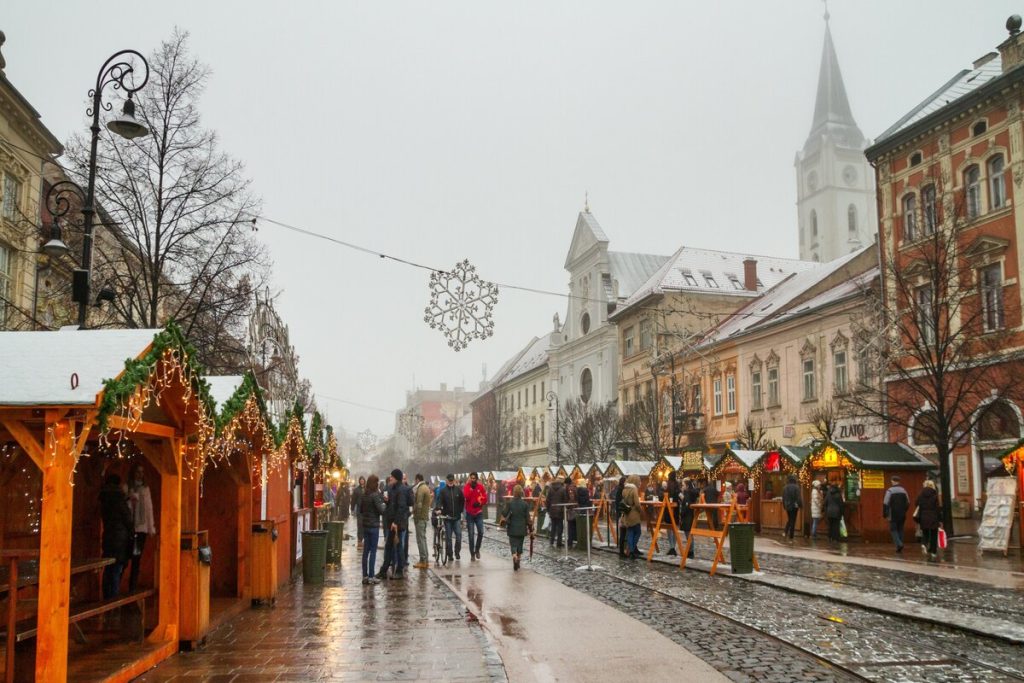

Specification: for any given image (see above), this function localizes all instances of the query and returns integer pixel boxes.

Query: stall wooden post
[139,438,183,645]
[34,415,76,682]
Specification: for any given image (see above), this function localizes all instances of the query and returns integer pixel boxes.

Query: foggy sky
[5,1,1019,436]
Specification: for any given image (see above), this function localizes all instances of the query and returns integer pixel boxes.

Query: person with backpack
[883,475,910,553]
[463,472,488,560]
[501,485,534,571]
[436,473,465,561]
[782,475,802,540]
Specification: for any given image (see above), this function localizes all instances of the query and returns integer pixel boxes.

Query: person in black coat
[915,480,942,559]
[666,471,682,556]
[99,474,134,599]
[680,478,699,559]
[613,477,627,557]
[352,477,366,548]
[436,474,465,561]
[824,484,845,543]
[781,476,802,540]
[702,479,719,530]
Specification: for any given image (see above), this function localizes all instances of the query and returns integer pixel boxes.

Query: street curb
[427,569,509,682]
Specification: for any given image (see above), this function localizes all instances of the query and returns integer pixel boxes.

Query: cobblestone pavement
[136,539,504,682]
[485,534,1024,682]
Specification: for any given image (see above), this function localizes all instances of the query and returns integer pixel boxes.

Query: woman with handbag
[915,479,942,560]
[502,485,533,571]
[824,483,844,544]
[620,475,643,559]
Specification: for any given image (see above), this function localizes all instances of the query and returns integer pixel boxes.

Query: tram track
[479,533,1024,682]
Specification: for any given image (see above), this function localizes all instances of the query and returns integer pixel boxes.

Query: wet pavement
[434,537,728,682]
[493,533,1024,682]
[136,536,503,682]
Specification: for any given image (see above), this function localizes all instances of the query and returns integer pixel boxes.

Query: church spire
[805,15,864,149]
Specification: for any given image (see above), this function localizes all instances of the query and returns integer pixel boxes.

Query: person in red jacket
[463,472,488,560]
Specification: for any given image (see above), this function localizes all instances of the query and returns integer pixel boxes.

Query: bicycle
[434,513,454,567]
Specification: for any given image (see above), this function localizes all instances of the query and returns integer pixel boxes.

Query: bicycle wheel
[441,524,451,567]
[433,523,442,565]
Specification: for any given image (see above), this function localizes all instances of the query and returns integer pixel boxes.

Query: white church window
[810,210,818,237]
[847,204,857,235]
[581,312,591,335]
[580,368,593,403]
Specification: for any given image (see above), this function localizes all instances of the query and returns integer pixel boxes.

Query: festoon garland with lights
[211,372,280,485]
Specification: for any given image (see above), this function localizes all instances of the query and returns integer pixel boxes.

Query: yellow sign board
[862,471,885,489]
[682,451,703,470]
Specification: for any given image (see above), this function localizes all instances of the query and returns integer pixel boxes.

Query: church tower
[795,13,876,262]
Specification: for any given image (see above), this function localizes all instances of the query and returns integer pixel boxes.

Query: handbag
[937,527,948,549]
[838,517,848,539]
[912,505,920,523]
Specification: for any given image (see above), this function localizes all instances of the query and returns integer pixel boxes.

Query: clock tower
[795,13,876,262]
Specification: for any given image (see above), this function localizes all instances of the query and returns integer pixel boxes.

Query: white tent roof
[728,449,764,469]
[610,460,655,476]
[206,375,245,411]
[661,455,683,470]
[0,328,159,406]
[490,470,518,481]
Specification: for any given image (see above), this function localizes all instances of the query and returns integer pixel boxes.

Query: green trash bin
[575,515,589,549]
[302,530,329,583]
[326,521,345,565]
[728,523,756,574]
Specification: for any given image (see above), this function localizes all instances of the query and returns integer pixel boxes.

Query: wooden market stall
[0,326,210,682]
[604,460,655,492]
[586,463,609,479]
[202,375,275,629]
[1000,443,1024,547]
[271,408,308,583]
[800,441,933,541]
[707,448,761,524]
[759,446,810,534]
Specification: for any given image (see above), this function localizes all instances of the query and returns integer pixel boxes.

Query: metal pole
[76,88,102,328]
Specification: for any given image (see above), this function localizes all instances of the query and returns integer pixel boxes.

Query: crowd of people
[339,467,948,584]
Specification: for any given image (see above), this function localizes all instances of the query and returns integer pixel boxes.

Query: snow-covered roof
[727,449,764,469]
[608,251,671,299]
[660,455,683,470]
[502,336,549,384]
[614,245,816,317]
[609,460,654,477]
[206,375,245,411]
[490,470,519,481]
[876,54,1003,144]
[706,248,873,343]
[0,328,159,406]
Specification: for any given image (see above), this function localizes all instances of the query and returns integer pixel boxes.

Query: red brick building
[866,16,1024,519]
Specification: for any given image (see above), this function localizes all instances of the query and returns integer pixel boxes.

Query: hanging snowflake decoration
[424,259,499,351]
[357,429,377,454]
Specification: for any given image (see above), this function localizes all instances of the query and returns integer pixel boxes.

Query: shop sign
[764,451,781,472]
[955,454,970,495]
[811,446,841,469]
[783,425,795,438]
[862,471,884,489]
[845,472,861,502]
[683,451,703,470]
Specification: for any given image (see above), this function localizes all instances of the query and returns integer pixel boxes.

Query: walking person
[463,472,487,560]
[882,475,910,553]
[99,474,134,599]
[825,483,845,543]
[620,475,643,559]
[546,476,569,548]
[382,469,411,579]
[437,474,465,561]
[575,478,592,551]
[809,480,823,539]
[412,474,432,569]
[565,482,578,550]
[702,478,719,530]
[681,477,698,559]
[502,485,534,571]
[126,464,155,592]
[666,471,681,556]
[613,476,628,557]
[782,475,802,540]
[352,476,366,549]
[359,475,386,584]
[915,479,942,560]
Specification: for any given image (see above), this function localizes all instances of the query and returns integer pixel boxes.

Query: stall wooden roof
[606,459,655,478]
[828,440,934,470]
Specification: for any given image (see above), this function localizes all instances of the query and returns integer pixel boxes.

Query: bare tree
[588,401,622,461]
[66,30,268,371]
[808,401,841,443]
[557,399,621,465]
[737,416,776,451]
[843,171,1024,533]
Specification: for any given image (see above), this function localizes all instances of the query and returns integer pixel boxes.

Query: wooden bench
[1,589,154,645]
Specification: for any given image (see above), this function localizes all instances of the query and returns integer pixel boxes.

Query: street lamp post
[43,50,149,328]
[546,390,560,468]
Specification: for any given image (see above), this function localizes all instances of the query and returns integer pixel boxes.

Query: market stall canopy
[587,462,610,477]
[207,375,245,412]
[606,459,655,478]
[490,470,519,482]
[809,440,934,470]
[779,445,812,469]
[0,328,162,406]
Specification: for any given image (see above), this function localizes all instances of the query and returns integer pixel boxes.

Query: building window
[727,274,743,289]
[712,377,723,416]
[580,368,593,403]
[645,380,653,397]
[533,384,536,405]
[702,272,719,288]
[833,350,848,395]
[623,326,635,356]
[902,193,917,241]
[691,384,702,414]
[580,312,591,335]
[2,175,21,222]
[661,391,672,423]
[767,367,779,406]
[517,391,521,410]
[916,284,935,345]
[989,155,1006,209]
[751,370,762,410]
[541,381,544,397]
[540,415,545,442]
[681,269,698,287]
[922,185,937,235]
[972,120,988,137]
[0,244,10,328]
[811,210,818,237]
[981,263,1005,331]
[910,151,923,166]
[802,358,816,401]
[532,416,537,443]
[847,204,857,236]
[726,375,736,413]
[639,319,653,350]
[857,345,873,388]
[965,165,981,219]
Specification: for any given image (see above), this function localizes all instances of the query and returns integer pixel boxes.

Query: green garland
[275,401,307,448]
[215,371,274,436]
[98,322,215,434]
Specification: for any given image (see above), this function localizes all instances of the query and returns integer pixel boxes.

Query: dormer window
[702,271,719,288]
[680,269,698,287]
[727,274,743,290]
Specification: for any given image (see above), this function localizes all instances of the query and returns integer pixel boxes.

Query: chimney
[743,258,758,291]
[999,15,1024,73]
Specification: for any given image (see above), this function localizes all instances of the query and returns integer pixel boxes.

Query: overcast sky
[5,1,1020,436]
